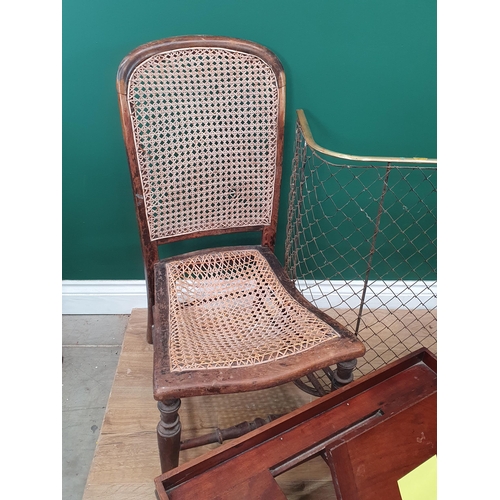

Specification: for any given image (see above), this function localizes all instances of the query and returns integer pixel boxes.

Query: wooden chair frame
[117,35,365,473]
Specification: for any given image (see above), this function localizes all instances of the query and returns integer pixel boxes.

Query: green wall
[62,0,436,280]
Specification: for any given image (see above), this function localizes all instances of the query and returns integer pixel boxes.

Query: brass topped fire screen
[286,111,437,395]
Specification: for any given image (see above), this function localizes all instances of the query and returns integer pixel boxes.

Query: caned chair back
[117,36,286,247]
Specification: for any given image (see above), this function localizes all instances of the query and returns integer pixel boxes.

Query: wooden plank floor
[326,308,437,376]
[83,307,437,499]
[83,309,336,499]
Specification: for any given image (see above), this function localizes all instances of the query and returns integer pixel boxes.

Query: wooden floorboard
[83,307,436,499]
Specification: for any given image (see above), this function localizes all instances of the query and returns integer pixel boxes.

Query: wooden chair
[116,35,365,473]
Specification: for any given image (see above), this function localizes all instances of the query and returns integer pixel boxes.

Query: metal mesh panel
[127,47,280,241]
[285,119,437,389]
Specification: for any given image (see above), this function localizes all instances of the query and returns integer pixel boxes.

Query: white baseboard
[296,280,436,310]
[62,279,436,314]
[62,280,148,314]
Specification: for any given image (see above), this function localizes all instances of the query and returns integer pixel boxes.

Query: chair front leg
[333,358,357,388]
[157,398,182,473]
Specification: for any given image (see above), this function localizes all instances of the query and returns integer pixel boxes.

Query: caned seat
[165,248,338,372]
[153,245,363,401]
[116,35,365,473]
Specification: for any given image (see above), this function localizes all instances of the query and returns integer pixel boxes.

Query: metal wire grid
[286,119,437,392]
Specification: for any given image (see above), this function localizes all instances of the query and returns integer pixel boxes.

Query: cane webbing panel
[127,47,280,241]
[164,249,340,372]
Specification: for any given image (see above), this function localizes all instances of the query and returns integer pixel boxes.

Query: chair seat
[152,245,365,399]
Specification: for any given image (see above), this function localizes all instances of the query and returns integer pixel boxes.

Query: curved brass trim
[297,109,437,165]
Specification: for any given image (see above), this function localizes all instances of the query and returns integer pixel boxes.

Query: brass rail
[296,109,437,165]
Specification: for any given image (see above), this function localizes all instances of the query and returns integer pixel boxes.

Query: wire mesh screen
[285,118,436,392]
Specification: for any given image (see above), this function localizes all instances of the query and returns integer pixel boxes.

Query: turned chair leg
[333,359,357,389]
[157,399,182,473]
